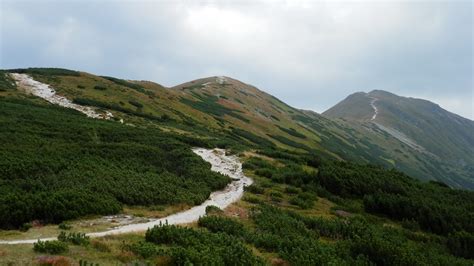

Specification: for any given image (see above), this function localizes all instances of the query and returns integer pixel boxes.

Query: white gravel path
[370,97,378,121]
[0,148,252,245]
[10,73,113,120]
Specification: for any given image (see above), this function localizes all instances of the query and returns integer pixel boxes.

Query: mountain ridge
[2,67,473,189]
[324,89,474,189]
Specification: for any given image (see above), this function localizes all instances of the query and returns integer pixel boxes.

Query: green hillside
[0,68,473,265]
[5,68,472,189]
[324,90,474,189]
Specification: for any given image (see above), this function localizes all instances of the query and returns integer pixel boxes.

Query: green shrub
[447,231,474,259]
[243,158,273,171]
[254,168,273,178]
[19,222,32,232]
[244,184,265,194]
[9,68,80,76]
[128,100,143,108]
[58,231,89,246]
[145,224,263,265]
[58,222,72,230]
[270,191,283,198]
[0,99,227,229]
[0,71,16,90]
[401,219,420,231]
[127,241,157,258]
[33,240,68,254]
[205,205,223,215]
[94,85,107,91]
[198,216,245,237]
[243,195,262,204]
[285,186,300,194]
[100,76,146,93]
[277,126,306,139]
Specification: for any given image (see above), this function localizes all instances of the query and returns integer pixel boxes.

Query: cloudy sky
[1,0,472,119]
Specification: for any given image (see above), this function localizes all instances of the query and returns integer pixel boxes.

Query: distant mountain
[2,68,473,189]
[324,90,474,189]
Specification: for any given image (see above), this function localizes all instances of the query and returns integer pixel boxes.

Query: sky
[1,0,473,119]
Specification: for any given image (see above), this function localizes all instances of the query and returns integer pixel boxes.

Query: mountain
[2,68,473,189]
[1,68,474,265]
[324,90,474,189]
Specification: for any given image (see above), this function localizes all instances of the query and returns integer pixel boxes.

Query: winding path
[0,148,253,245]
[370,97,379,121]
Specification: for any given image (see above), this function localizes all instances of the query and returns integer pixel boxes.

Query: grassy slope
[5,68,474,189]
[1,151,472,265]
[0,69,473,265]
[323,90,474,189]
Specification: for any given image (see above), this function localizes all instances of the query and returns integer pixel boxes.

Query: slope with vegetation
[324,90,474,189]
[6,68,473,189]
[0,68,473,265]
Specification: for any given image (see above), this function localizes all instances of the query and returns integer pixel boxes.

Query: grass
[122,204,192,218]
[0,233,148,265]
[0,216,125,241]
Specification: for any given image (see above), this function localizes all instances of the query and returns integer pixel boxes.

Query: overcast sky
[1,0,472,119]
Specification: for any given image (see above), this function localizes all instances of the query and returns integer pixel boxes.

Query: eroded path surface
[370,97,378,121]
[10,73,113,120]
[0,148,252,244]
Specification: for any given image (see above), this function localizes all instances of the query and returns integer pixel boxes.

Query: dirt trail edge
[0,148,253,245]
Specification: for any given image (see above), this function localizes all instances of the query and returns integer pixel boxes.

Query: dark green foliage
[304,153,322,168]
[256,148,303,162]
[93,85,107,91]
[198,216,245,237]
[77,85,85,89]
[128,100,143,109]
[242,157,273,170]
[79,260,100,266]
[277,125,306,139]
[243,195,263,204]
[247,205,349,265]
[284,186,300,194]
[145,224,264,265]
[254,168,273,178]
[0,71,16,91]
[73,97,172,122]
[0,98,229,228]
[270,115,280,121]
[33,240,68,254]
[318,161,474,235]
[249,205,471,265]
[231,128,275,148]
[9,68,80,76]
[270,163,316,187]
[100,76,146,93]
[244,184,265,194]
[447,231,474,259]
[58,222,72,230]
[401,219,420,231]
[180,94,250,123]
[240,149,473,263]
[289,192,317,209]
[19,222,32,232]
[205,205,223,215]
[318,161,411,197]
[126,241,157,258]
[57,231,89,246]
